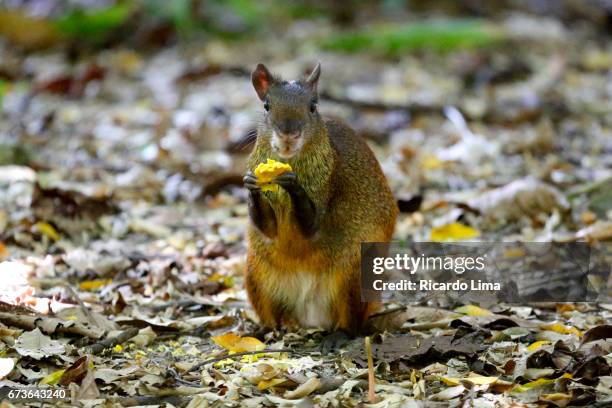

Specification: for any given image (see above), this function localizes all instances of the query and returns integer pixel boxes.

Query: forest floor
[0,7,611,407]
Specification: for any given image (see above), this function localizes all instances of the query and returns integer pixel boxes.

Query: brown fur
[246,115,398,334]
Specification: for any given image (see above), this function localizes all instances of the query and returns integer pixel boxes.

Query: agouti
[243,63,398,334]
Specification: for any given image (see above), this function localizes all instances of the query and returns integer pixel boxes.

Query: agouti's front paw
[274,172,298,192]
[243,171,261,192]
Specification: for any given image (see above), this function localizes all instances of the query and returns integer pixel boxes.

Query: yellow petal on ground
[439,376,460,386]
[440,375,498,386]
[455,305,493,317]
[430,222,479,241]
[212,332,265,353]
[254,159,292,192]
[527,340,551,352]
[258,378,289,391]
[35,221,60,241]
[40,369,66,385]
[511,378,555,394]
[79,279,112,291]
[540,322,582,337]
[464,375,498,385]
[540,393,572,405]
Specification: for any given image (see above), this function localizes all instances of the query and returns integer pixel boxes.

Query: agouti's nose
[277,119,301,136]
[278,131,300,141]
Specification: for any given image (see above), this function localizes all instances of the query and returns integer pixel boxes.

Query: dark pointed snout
[277,118,302,136]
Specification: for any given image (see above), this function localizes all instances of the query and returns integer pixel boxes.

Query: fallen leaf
[524,368,555,380]
[469,178,569,222]
[440,374,498,386]
[131,326,157,347]
[39,369,66,385]
[15,328,66,360]
[431,384,465,401]
[430,222,480,241]
[284,377,321,399]
[455,305,492,317]
[511,378,555,394]
[212,332,265,353]
[258,378,291,391]
[34,221,60,241]
[73,368,100,400]
[0,358,14,379]
[539,392,571,407]
[575,221,612,241]
[527,340,551,352]
[79,279,112,291]
[59,356,89,386]
[581,324,612,345]
[541,322,582,337]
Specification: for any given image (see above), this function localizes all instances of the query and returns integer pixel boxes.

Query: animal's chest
[271,272,333,329]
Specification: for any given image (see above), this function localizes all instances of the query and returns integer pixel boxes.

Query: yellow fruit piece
[113,344,123,353]
[527,340,551,352]
[79,279,112,291]
[540,322,582,337]
[254,159,292,192]
[212,332,265,353]
[430,222,479,241]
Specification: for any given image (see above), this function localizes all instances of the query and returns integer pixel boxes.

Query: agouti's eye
[263,100,270,111]
[310,101,317,113]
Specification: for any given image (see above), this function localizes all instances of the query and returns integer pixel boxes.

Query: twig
[365,336,378,403]
[64,284,98,328]
[369,306,407,319]
[0,312,104,339]
[85,327,139,354]
[188,348,295,372]
[400,320,454,331]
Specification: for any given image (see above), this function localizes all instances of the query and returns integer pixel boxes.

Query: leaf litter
[0,1,610,407]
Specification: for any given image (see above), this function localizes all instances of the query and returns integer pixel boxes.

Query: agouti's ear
[252,63,273,101]
[305,62,321,92]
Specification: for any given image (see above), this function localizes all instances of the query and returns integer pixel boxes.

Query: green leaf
[54,3,132,41]
[323,19,506,55]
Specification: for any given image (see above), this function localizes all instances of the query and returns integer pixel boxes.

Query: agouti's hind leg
[245,265,281,329]
[331,270,373,334]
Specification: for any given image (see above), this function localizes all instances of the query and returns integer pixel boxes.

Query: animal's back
[323,117,398,247]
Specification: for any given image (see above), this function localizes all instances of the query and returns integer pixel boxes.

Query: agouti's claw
[243,172,261,191]
[274,172,298,190]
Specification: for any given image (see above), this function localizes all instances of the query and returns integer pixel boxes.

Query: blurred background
[0,0,611,261]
